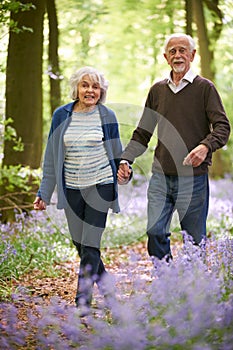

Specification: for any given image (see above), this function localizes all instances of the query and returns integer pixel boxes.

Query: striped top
[63,108,114,189]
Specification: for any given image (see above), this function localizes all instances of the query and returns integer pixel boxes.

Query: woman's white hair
[164,33,196,53]
[69,66,109,103]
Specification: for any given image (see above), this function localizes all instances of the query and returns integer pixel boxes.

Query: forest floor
[12,238,182,317]
[14,240,151,306]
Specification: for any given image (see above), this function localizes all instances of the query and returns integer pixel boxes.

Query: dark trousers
[64,184,114,306]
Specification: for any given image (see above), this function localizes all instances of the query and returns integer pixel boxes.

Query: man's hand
[183,144,209,167]
[33,197,46,210]
[117,163,132,185]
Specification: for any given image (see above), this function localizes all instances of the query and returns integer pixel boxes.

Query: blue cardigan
[37,102,123,213]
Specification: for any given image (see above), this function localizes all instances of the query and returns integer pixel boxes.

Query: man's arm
[201,84,231,152]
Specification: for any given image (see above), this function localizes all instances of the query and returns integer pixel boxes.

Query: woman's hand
[33,197,47,210]
[117,163,132,185]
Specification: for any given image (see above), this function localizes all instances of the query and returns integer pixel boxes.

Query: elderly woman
[33,66,131,313]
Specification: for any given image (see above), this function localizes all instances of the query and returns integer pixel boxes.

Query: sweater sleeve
[200,83,230,152]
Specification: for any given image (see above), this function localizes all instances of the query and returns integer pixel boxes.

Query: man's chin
[173,66,185,73]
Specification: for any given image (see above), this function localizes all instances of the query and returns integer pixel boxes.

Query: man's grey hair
[69,66,109,103]
[164,33,196,53]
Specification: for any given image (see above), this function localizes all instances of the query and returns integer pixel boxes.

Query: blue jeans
[147,172,209,259]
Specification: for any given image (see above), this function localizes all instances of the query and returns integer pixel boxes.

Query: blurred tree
[192,0,230,177]
[1,0,45,221]
[0,0,61,221]
[4,0,45,168]
[47,0,61,114]
[185,0,193,35]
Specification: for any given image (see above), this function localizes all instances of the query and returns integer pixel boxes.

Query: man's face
[164,37,196,75]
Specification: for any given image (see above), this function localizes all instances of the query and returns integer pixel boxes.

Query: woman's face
[77,75,101,107]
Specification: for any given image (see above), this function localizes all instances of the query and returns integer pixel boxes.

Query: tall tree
[4,0,45,168]
[185,0,193,36]
[192,0,214,80]
[1,0,46,221]
[46,0,61,114]
[192,0,228,177]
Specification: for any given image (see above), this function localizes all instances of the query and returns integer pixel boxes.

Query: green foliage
[2,117,23,152]
[0,118,41,193]
[0,118,41,219]
[0,1,35,34]
[0,211,75,300]
[0,165,41,192]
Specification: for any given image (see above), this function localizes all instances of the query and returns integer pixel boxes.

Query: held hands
[183,144,209,167]
[117,162,132,185]
[33,196,46,210]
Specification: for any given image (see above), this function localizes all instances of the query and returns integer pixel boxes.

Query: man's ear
[190,49,196,62]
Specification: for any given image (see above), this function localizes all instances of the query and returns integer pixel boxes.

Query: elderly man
[118,33,230,263]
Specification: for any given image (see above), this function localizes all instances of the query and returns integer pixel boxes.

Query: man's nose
[174,50,181,57]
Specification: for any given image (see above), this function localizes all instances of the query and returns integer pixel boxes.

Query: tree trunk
[192,0,214,80]
[1,0,46,221]
[4,0,45,168]
[192,0,228,178]
[185,0,193,36]
[46,0,61,114]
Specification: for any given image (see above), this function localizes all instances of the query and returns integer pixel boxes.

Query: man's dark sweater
[122,75,231,176]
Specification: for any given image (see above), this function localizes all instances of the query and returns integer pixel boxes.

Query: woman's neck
[73,102,97,113]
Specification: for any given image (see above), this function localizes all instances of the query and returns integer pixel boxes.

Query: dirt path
[14,239,182,309]
[13,241,149,305]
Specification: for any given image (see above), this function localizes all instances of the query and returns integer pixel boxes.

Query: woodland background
[0,0,233,222]
[0,3,233,348]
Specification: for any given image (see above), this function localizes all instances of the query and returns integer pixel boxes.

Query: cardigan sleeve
[37,128,56,204]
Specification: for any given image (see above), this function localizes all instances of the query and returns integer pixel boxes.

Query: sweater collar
[167,68,197,84]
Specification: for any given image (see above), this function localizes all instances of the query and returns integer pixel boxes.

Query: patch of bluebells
[0,234,232,349]
[0,301,28,349]
[0,178,233,349]
[208,177,233,236]
[0,209,76,291]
